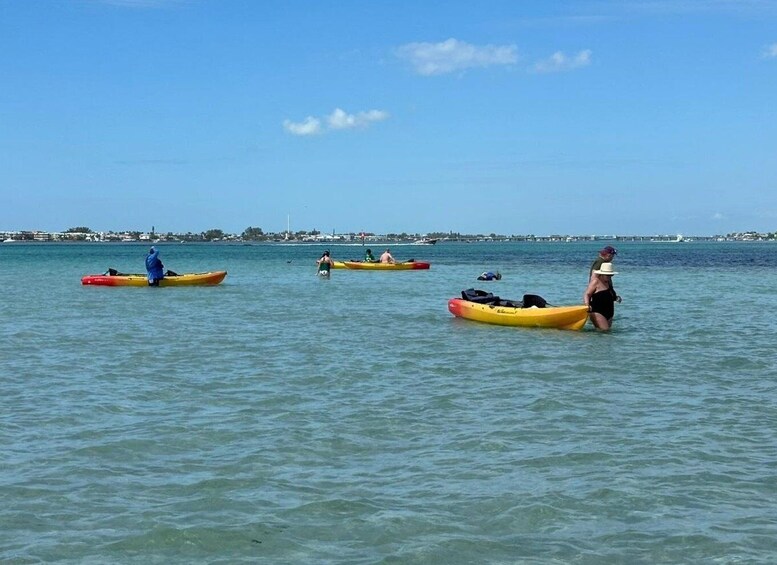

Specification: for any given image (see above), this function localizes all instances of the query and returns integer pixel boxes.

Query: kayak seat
[522,294,547,308]
[461,288,500,304]
[494,299,522,308]
[461,289,548,309]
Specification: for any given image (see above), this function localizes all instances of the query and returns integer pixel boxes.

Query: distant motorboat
[412,238,438,245]
[3,237,18,243]
[674,234,685,243]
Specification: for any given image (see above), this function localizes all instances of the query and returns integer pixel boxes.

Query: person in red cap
[589,246,617,279]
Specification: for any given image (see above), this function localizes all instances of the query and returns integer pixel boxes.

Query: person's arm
[583,279,598,310]
[589,258,602,280]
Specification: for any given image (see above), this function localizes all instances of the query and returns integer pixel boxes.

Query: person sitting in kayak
[380,249,395,264]
[364,248,376,262]
[317,250,333,277]
[477,271,501,281]
[145,246,164,286]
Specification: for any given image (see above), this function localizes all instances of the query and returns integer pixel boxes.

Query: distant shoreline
[3,235,775,244]
[4,227,775,244]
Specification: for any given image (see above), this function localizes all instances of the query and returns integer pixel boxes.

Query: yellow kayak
[82,271,227,287]
[333,260,430,270]
[448,292,588,331]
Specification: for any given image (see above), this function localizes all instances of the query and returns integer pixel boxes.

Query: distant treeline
[2,227,776,242]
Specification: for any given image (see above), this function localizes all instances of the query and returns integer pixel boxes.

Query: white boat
[412,238,438,245]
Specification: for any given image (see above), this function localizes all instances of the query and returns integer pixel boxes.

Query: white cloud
[283,108,389,136]
[712,212,725,220]
[533,49,592,73]
[396,38,518,76]
[763,43,777,58]
[283,117,322,136]
[327,108,389,130]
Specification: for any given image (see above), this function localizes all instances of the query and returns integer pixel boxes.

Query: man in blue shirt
[145,247,164,286]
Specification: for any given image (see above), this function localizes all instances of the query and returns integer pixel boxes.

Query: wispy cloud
[712,212,725,220]
[396,38,518,76]
[327,108,389,130]
[532,50,592,73]
[283,117,323,136]
[763,43,777,58]
[284,108,389,137]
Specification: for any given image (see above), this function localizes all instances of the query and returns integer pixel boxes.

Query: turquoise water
[1,241,776,564]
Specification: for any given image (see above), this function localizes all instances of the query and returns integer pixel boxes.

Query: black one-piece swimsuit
[590,288,616,319]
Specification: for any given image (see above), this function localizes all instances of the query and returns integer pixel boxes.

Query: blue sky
[2,0,776,236]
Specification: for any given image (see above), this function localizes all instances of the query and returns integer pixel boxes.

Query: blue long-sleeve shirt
[145,249,164,282]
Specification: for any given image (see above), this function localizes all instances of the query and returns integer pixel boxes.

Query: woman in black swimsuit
[584,262,620,330]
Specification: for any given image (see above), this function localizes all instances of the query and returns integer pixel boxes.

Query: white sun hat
[593,262,618,276]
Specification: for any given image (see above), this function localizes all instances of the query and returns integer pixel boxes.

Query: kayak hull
[336,261,430,270]
[81,271,227,287]
[447,298,588,330]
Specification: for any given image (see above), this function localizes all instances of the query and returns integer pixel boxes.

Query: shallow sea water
[1,241,776,563]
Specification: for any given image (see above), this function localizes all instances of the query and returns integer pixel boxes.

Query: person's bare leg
[589,312,611,331]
